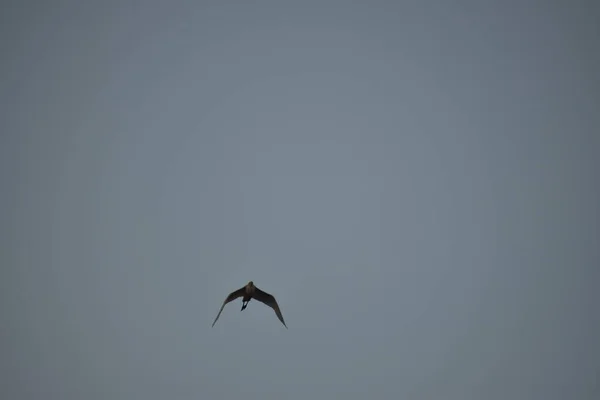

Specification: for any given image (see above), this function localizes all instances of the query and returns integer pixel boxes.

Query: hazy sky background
[2,1,599,398]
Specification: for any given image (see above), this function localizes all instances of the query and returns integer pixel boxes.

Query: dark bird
[211,281,287,328]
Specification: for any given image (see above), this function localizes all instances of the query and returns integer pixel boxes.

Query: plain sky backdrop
[2,1,599,399]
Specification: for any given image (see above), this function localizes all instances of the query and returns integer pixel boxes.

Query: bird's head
[248,280,254,287]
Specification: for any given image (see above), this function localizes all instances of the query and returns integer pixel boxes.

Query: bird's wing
[253,287,287,328]
[211,286,246,327]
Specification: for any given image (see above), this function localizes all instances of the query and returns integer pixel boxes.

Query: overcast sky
[2,1,599,399]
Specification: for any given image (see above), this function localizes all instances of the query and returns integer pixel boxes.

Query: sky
[1,1,599,399]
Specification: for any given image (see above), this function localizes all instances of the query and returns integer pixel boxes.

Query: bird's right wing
[211,286,245,327]
[253,287,287,328]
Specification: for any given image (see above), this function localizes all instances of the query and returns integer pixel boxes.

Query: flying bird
[211,281,287,328]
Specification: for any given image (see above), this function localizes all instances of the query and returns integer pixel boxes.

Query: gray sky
[2,1,599,399]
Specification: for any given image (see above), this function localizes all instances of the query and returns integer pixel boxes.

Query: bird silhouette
[212,281,287,328]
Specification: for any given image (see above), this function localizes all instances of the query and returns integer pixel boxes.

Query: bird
[211,281,287,328]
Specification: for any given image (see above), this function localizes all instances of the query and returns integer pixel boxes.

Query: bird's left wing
[253,287,287,328]
[211,286,245,327]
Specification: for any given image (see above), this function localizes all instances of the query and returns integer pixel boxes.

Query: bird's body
[212,281,287,328]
